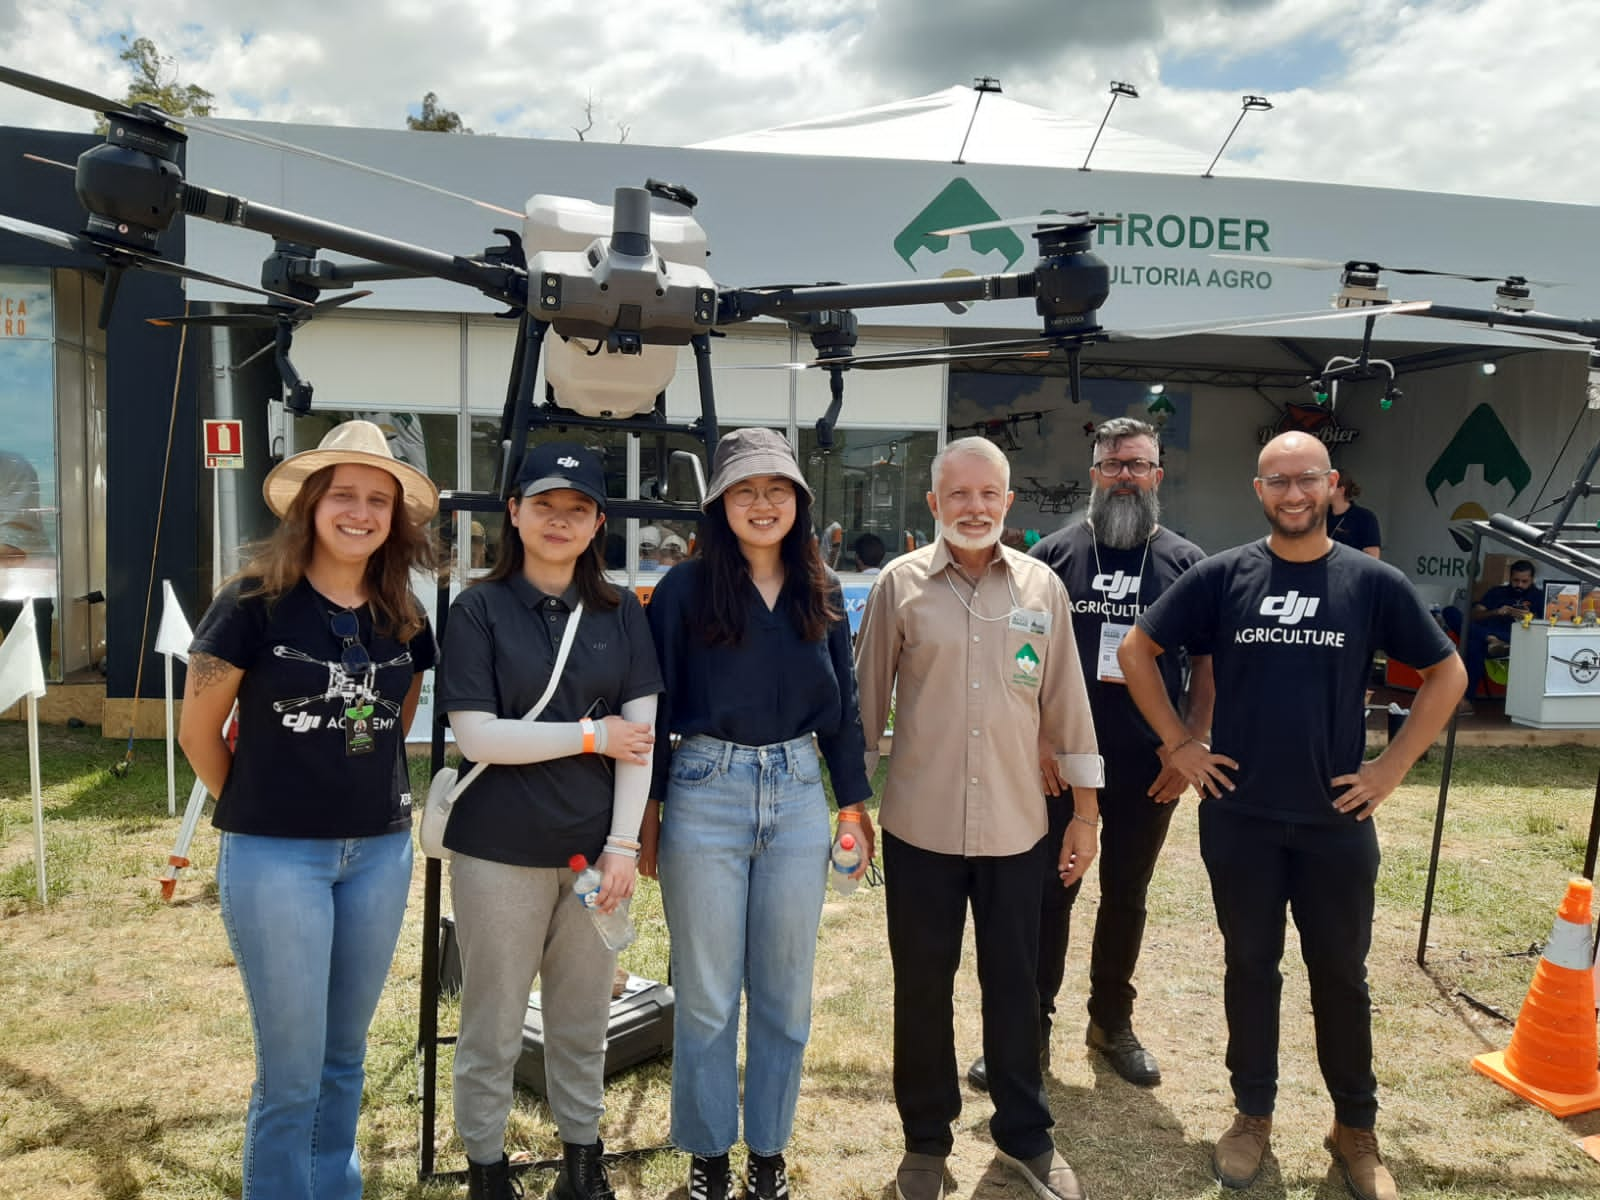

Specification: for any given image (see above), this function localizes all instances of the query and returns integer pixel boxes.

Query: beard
[1088,485,1159,550]
[941,517,1004,554]
[1264,495,1330,539]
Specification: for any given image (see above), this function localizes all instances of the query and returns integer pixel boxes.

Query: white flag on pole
[0,599,46,712]
[155,581,194,663]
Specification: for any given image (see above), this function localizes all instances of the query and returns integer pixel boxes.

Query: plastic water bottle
[569,854,636,951]
[830,831,862,895]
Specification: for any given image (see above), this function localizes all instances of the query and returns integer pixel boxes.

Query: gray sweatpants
[450,853,616,1161]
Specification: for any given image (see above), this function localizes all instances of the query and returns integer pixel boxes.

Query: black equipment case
[438,914,674,1096]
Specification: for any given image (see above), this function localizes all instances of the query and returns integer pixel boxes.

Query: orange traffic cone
[1471,878,1600,1117]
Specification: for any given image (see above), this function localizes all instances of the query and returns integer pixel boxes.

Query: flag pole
[27,689,45,906]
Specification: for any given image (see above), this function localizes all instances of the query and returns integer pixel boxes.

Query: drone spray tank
[525,186,713,418]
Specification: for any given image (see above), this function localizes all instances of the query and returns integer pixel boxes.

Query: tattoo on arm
[188,652,236,695]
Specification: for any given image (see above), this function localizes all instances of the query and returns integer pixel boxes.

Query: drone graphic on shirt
[269,643,411,720]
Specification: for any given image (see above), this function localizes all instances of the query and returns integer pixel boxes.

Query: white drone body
[524,191,715,418]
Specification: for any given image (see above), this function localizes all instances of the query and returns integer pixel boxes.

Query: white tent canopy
[693,84,1222,175]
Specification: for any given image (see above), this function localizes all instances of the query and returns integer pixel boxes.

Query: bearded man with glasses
[966,417,1212,1097]
[1117,432,1464,1200]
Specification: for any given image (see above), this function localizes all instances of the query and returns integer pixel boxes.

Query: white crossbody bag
[418,601,584,859]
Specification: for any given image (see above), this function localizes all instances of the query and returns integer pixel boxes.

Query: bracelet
[1071,811,1099,827]
[602,844,639,860]
[580,718,597,754]
[837,809,863,823]
[1163,735,1198,756]
[606,836,642,851]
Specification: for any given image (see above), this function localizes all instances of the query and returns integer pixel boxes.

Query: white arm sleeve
[448,709,584,765]
[609,695,658,844]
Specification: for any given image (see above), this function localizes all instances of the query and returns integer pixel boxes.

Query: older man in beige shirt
[855,437,1103,1200]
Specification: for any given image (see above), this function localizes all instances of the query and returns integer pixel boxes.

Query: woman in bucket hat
[433,441,662,1200]
[179,419,440,1200]
[641,427,874,1200]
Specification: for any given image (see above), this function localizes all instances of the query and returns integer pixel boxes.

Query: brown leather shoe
[893,1153,946,1200]
[1212,1112,1272,1189]
[996,1147,1084,1200]
[1326,1123,1397,1200]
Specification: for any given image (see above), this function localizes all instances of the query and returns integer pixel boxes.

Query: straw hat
[263,419,439,523]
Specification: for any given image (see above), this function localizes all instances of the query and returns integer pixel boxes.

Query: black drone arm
[720,270,1037,322]
[178,184,527,307]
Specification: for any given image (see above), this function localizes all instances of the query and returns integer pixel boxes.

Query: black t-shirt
[1475,583,1541,636]
[1138,540,1454,824]
[1329,503,1381,552]
[191,577,436,838]
[1029,522,1205,758]
[434,576,663,868]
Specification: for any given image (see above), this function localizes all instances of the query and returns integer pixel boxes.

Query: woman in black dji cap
[432,441,663,1200]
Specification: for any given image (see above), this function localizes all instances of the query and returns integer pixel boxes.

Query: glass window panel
[797,427,939,572]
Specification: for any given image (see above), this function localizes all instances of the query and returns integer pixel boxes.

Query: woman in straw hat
[432,441,661,1200]
[640,427,874,1200]
[179,419,439,1200]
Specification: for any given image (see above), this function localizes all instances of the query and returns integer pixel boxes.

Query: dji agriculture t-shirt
[1138,540,1453,823]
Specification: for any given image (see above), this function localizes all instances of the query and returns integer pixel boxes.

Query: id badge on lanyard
[1098,622,1132,684]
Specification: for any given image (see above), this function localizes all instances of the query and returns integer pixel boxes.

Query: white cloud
[1,0,1598,203]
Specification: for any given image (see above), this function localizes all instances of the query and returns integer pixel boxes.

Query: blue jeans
[217,830,413,1200]
[657,735,831,1156]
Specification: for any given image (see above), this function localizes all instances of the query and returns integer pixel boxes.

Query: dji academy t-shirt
[1029,521,1205,754]
[1138,540,1454,823]
[191,577,436,839]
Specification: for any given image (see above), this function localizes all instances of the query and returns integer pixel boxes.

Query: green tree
[406,92,472,133]
[97,36,214,129]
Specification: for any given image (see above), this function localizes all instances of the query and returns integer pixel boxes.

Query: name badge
[1010,607,1052,636]
[1098,622,1132,684]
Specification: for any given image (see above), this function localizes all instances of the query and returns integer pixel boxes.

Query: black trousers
[1039,755,1177,1033]
[883,830,1054,1161]
[1198,803,1381,1128]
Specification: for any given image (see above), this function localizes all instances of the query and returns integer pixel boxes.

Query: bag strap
[448,600,585,801]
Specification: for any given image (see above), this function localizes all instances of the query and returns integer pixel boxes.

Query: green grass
[0,726,1598,1198]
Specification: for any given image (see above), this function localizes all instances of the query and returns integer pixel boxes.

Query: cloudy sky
[2,0,1598,205]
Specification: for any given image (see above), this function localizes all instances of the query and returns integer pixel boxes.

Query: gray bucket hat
[702,427,815,511]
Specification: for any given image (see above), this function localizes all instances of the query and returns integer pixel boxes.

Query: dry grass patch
[1,726,1598,1197]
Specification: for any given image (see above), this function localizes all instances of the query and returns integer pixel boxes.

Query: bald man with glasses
[1118,433,1464,1200]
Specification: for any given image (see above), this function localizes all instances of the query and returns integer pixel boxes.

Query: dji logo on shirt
[1260,590,1321,626]
[1092,571,1140,601]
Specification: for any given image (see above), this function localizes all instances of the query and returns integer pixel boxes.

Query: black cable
[1523,388,1592,518]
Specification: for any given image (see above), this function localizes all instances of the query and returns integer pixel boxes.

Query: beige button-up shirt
[855,540,1103,857]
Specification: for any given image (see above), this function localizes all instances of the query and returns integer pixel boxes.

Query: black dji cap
[515,442,607,509]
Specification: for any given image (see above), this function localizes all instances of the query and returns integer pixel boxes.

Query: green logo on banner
[893,178,1026,273]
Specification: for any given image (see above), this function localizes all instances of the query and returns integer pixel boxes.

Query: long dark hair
[479,496,620,611]
[239,464,435,642]
[693,489,839,646]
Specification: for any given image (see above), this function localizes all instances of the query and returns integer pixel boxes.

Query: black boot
[467,1154,524,1200]
[552,1140,615,1200]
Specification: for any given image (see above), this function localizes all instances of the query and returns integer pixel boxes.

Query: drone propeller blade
[146,289,372,329]
[1110,299,1434,341]
[1211,253,1347,272]
[929,212,1116,237]
[128,255,316,307]
[726,335,1068,372]
[179,118,524,220]
[0,64,126,116]
[0,212,97,255]
[1212,252,1564,288]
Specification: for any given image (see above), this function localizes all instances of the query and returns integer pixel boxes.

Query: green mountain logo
[1425,403,1531,506]
[894,178,1026,274]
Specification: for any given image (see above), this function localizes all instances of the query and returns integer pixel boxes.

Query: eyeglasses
[1256,469,1333,495]
[330,610,372,673]
[1092,458,1157,478]
[726,482,797,507]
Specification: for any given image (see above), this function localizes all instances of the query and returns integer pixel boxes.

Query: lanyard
[1088,523,1153,619]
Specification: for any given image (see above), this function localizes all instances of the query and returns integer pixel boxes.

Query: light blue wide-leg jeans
[657,735,831,1157]
[217,829,413,1200]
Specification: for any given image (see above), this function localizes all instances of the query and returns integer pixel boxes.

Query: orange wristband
[580,718,597,754]
[838,809,862,823]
